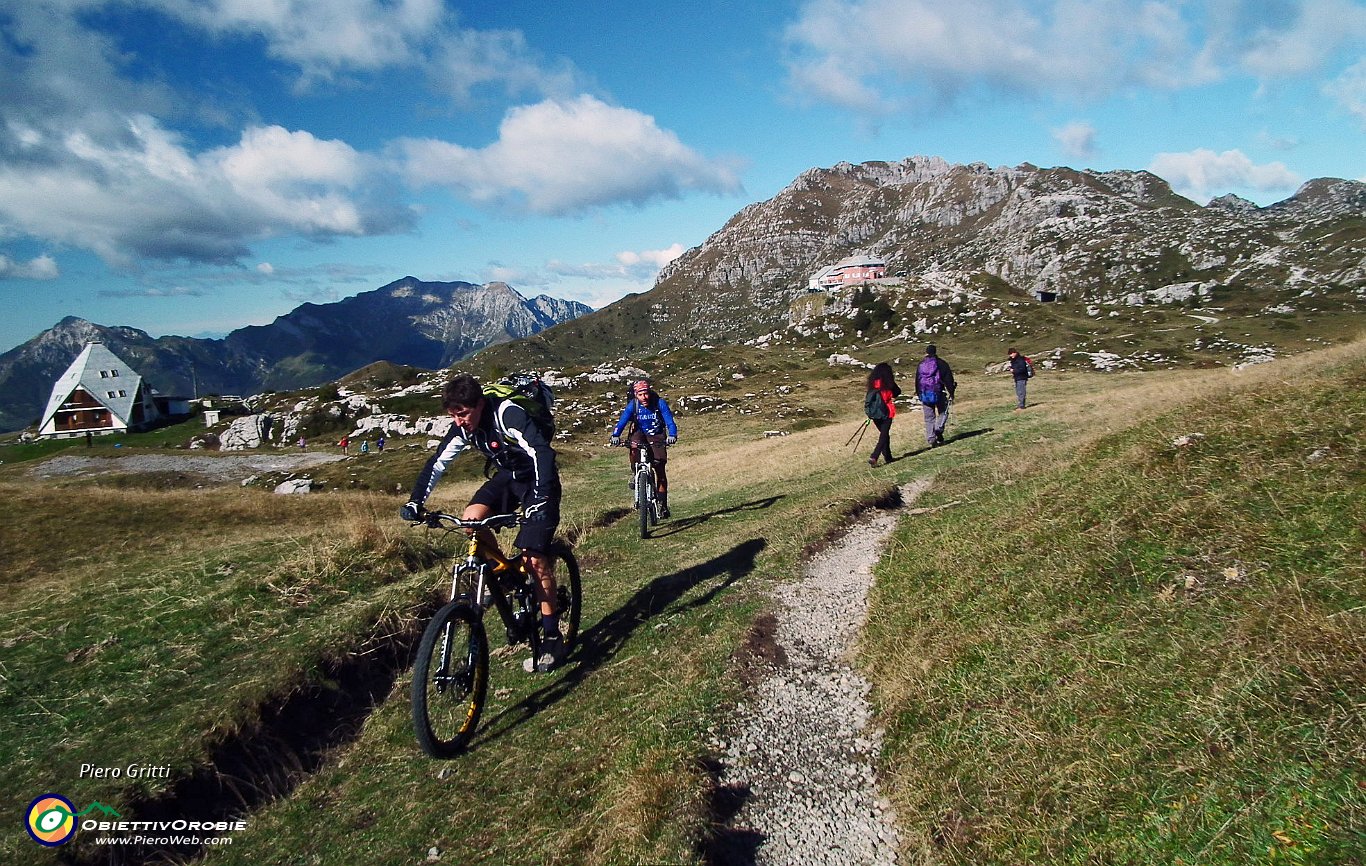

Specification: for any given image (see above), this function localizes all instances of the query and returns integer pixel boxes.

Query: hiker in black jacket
[1007,347,1032,410]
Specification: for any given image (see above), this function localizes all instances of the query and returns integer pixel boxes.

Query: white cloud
[0,116,410,265]
[256,262,275,275]
[209,125,373,235]
[782,0,1366,115]
[1325,59,1366,123]
[398,96,740,215]
[430,27,582,105]
[1052,121,1097,160]
[138,0,583,98]
[1147,149,1301,202]
[482,263,549,288]
[1257,130,1301,151]
[616,244,686,271]
[145,0,446,76]
[545,244,686,282]
[0,254,60,280]
[1228,0,1366,78]
[783,0,1216,113]
[97,286,206,298]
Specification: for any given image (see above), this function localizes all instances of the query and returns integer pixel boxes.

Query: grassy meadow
[0,338,1361,865]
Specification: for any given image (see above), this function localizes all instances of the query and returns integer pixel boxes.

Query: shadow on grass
[562,506,634,546]
[697,755,762,866]
[644,495,785,539]
[472,537,768,748]
[897,426,993,459]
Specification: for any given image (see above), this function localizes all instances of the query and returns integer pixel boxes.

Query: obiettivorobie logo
[24,792,245,849]
[25,795,120,847]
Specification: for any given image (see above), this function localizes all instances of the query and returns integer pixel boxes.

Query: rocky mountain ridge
[496,156,1363,369]
[0,277,590,432]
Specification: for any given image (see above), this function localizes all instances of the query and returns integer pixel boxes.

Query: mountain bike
[407,510,582,758]
[613,439,663,538]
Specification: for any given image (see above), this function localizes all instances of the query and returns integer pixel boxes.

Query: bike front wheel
[548,542,583,651]
[638,495,650,539]
[412,602,489,758]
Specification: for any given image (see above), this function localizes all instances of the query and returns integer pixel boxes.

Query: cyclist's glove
[609,435,621,447]
[666,435,677,445]
[399,501,424,522]
[522,502,549,523]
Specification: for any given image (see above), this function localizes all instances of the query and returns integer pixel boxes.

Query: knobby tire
[549,542,583,651]
[637,477,650,539]
[412,602,489,758]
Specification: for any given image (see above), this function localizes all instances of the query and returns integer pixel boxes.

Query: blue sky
[2,0,1363,354]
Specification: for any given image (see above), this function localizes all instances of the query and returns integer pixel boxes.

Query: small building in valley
[38,342,163,438]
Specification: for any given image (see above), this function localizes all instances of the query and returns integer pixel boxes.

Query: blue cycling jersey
[612,393,677,438]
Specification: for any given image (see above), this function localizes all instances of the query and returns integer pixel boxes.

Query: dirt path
[710,480,927,866]
[27,451,346,482]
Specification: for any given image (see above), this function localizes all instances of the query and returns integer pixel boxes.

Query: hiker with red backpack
[1007,347,1034,410]
[864,361,901,466]
[916,344,957,447]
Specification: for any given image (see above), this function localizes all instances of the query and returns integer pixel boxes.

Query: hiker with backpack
[916,344,957,447]
[864,361,901,466]
[1007,347,1034,410]
[610,379,678,519]
[400,373,567,673]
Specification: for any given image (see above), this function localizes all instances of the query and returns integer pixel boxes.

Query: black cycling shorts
[470,471,560,554]
[628,430,668,463]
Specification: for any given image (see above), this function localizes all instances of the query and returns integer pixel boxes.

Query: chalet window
[108,391,117,398]
[118,390,126,397]
[110,370,120,377]
[100,371,109,378]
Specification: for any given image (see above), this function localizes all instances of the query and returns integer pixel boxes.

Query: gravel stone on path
[711,480,928,866]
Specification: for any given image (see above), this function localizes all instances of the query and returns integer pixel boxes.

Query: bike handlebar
[411,510,521,531]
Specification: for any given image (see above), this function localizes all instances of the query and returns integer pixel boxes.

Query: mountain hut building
[808,254,887,291]
[38,342,163,438]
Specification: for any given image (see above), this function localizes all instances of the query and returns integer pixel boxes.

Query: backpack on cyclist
[483,373,555,438]
[917,356,943,406]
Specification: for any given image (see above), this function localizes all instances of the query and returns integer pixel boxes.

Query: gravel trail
[710,480,926,866]
[27,452,346,482]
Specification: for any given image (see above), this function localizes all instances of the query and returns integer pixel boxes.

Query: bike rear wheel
[412,602,489,758]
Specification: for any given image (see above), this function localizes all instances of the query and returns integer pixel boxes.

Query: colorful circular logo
[26,794,77,846]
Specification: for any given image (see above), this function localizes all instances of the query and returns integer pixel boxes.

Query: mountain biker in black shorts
[400,374,566,672]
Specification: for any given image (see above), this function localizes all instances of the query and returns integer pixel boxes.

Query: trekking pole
[845,419,869,448]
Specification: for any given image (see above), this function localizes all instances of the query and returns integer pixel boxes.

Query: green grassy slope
[0,341,1360,865]
[864,343,1365,864]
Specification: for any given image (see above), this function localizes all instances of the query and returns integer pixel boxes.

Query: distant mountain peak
[0,277,590,432]
[1208,193,1259,213]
